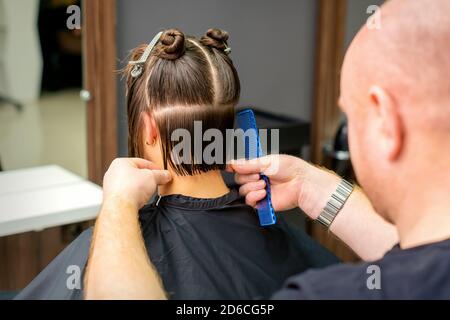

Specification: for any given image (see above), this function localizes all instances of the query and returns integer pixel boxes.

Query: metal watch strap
[316,179,354,228]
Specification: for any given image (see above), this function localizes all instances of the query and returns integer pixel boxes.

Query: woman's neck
[158,170,230,199]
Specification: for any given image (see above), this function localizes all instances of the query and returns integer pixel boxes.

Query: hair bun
[157,29,185,60]
[200,28,230,52]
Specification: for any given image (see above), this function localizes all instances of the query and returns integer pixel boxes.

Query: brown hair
[124,28,240,175]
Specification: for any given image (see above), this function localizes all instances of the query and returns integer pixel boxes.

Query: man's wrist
[298,164,342,220]
[102,194,140,216]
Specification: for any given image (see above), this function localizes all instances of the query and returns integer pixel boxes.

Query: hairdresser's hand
[227,154,340,220]
[102,158,172,211]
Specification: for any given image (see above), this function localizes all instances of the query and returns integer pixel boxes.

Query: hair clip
[223,42,231,55]
[129,31,163,78]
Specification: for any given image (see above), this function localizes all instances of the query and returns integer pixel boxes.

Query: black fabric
[15,228,91,300]
[272,237,450,300]
[16,189,339,300]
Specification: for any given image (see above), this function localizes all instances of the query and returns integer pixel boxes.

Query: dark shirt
[16,189,338,299]
[273,237,450,299]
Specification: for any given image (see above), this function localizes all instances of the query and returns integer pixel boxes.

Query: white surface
[0,165,81,195]
[0,165,102,237]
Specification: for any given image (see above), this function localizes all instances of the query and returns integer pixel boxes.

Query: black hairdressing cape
[16,189,339,299]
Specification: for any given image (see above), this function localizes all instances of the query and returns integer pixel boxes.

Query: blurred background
[0,0,383,296]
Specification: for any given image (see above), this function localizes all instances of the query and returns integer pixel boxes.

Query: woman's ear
[142,112,158,146]
[368,86,404,161]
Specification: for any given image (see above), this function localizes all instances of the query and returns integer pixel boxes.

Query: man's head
[340,0,450,222]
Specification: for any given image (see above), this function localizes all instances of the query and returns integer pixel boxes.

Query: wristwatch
[316,179,354,228]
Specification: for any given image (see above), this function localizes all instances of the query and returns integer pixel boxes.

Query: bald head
[342,0,450,131]
[340,0,450,221]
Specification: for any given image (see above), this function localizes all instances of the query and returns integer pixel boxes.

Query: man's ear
[368,86,404,161]
[142,112,158,145]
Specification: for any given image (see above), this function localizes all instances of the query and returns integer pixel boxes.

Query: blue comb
[236,109,277,226]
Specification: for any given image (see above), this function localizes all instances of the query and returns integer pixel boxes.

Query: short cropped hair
[123,28,240,175]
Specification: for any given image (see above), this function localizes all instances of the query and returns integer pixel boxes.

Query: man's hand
[227,154,340,220]
[228,154,398,261]
[85,158,171,299]
[103,158,172,210]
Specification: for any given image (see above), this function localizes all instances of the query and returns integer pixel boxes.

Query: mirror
[0,0,86,177]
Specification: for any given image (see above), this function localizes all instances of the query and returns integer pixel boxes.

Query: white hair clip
[223,42,231,55]
[129,31,163,78]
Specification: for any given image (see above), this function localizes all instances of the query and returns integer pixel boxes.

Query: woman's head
[124,28,240,176]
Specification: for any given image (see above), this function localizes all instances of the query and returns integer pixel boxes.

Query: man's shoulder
[273,239,450,300]
[273,260,379,299]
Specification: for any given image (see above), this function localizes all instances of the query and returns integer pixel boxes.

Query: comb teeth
[236,109,277,227]
[236,109,262,159]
